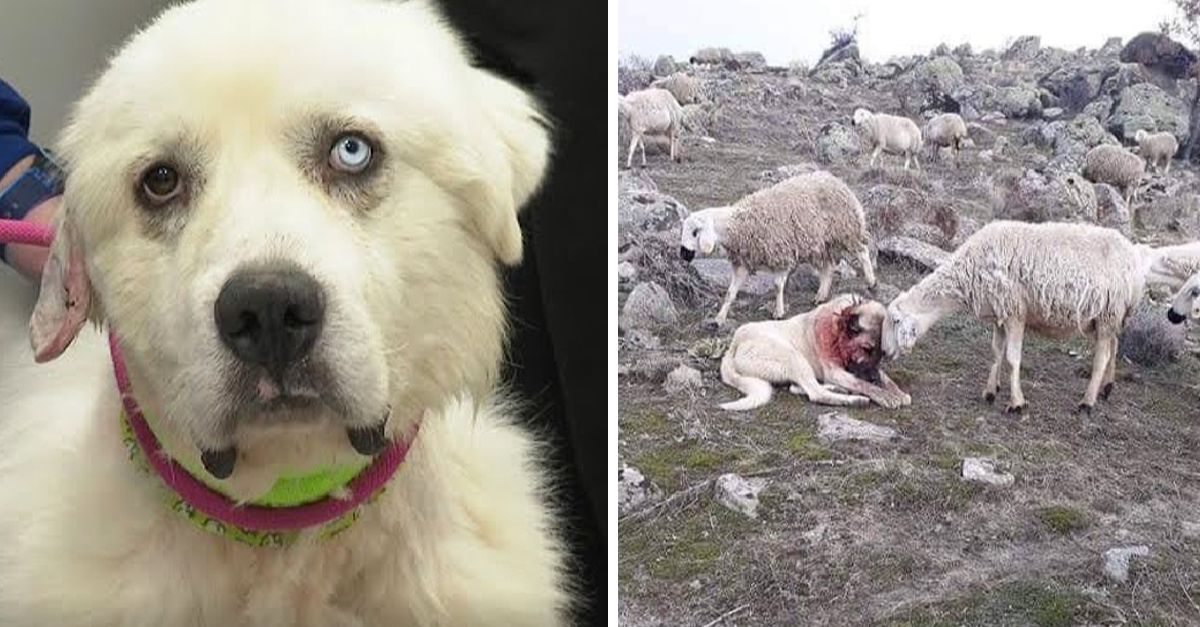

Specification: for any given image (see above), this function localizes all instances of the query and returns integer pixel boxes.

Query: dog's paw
[1100,382,1114,401]
[1005,403,1024,415]
[982,390,997,404]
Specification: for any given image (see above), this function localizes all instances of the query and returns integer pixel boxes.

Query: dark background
[435,0,607,623]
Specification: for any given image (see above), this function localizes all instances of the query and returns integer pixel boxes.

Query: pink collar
[109,318,414,532]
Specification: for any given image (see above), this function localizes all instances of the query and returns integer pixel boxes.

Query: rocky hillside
[619,34,1200,626]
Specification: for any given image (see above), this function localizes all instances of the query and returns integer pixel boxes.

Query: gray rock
[1108,82,1189,144]
[1003,35,1041,61]
[1094,183,1132,236]
[652,54,677,77]
[1121,31,1197,79]
[734,51,768,70]
[877,236,950,270]
[1035,115,1118,157]
[816,122,862,164]
[618,261,638,282]
[680,104,710,135]
[618,178,689,248]
[966,122,998,147]
[1038,67,1102,111]
[618,464,662,516]
[1042,107,1064,119]
[1083,96,1115,121]
[664,364,703,394]
[993,169,1098,224]
[620,282,679,331]
[992,85,1043,119]
[714,473,767,519]
[1103,545,1150,583]
[961,457,1014,486]
[1100,63,1152,97]
[817,412,898,443]
[1099,37,1123,57]
[953,43,973,58]
[691,46,734,66]
[624,328,661,350]
[913,56,965,95]
[759,162,822,184]
[690,258,776,296]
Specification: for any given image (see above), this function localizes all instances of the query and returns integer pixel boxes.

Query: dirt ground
[618,68,1200,626]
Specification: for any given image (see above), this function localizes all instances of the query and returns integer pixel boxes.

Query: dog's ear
[30,217,92,362]
[442,70,552,266]
[844,311,863,337]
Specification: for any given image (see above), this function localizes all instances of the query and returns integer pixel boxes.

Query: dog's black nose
[1168,308,1187,324]
[680,246,695,261]
[214,264,325,373]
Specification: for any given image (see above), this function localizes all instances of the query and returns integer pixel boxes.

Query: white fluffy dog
[0,0,568,625]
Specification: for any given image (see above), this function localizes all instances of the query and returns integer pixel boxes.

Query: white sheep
[1167,272,1200,324]
[620,87,684,168]
[1139,240,1200,290]
[1081,143,1145,204]
[923,112,968,161]
[852,108,924,170]
[680,171,877,326]
[882,220,1144,414]
[1133,129,1178,174]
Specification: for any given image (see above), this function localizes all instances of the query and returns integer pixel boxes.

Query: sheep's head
[679,209,720,261]
[1134,128,1148,143]
[852,108,872,126]
[882,294,927,358]
[1168,273,1200,324]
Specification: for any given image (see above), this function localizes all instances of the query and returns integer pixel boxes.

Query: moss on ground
[1034,505,1089,535]
[884,581,1096,627]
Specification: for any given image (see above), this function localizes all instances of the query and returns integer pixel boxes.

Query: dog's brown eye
[141,164,182,204]
[329,134,372,173]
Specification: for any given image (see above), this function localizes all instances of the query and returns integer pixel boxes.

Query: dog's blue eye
[329,134,372,173]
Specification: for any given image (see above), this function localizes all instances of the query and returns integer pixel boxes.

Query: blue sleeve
[0,80,38,177]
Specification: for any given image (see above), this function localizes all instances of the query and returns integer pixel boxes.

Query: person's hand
[7,194,57,281]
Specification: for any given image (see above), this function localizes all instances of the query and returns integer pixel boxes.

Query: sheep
[650,72,702,105]
[1139,240,1200,290]
[882,220,1145,414]
[1167,272,1200,324]
[1134,129,1179,174]
[679,171,877,327]
[923,112,968,162]
[852,108,924,170]
[1081,143,1145,204]
[619,87,684,168]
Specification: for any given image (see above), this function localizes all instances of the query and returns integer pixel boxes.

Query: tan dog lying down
[720,294,911,410]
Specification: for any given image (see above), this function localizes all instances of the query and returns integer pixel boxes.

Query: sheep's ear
[437,70,552,266]
[30,217,92,362]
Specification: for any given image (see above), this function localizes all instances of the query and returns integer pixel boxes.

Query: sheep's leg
[639,135,648,167]
[813,262,834,304]
[1003,319,1026,413]
[1101,335,1118,401]
[713,265,749,327]
[772,269,790,319]
[903,152,911,170]
[913,152,922,172]
[1080,330,1115,414]
[983,325,1006,404]
[625,134,639,169]
[854,246,877,289]
[869,146,881,168]
[1165,158,1172,174]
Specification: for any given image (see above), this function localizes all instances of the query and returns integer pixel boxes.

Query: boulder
[992,85,1043,119]
[714,473,767,519]
[690,258,777,296]
[1093,183,1133,236]
[1107,82,1189,144]
[620,282,679,331]
[618,465,662,516]
[992,169,1099,224]
[680,104,710,135]
[691,47,734,66]
[1002,35,1041,61]
[1103,545,1150,583]
[817,412,897,444]
[734,51,768,71]
[652,55,677,77]
[1038,67,1101,111]
[1120,31,1197,79]
[617,182,689,248]
[877,236,950,271]
[961,458,1015,486]
[816,122,862,164]
[663,364,703,394]
[1099,37,1123,57]
[913,56,965,95]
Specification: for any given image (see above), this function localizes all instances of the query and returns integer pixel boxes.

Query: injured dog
[0,1,568,625]
[719,294,911,410]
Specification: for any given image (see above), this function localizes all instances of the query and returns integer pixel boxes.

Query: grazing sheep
[1167,272,1200,324]
[620,87,684,168]
[1081,143,1145,204]
[924,112,968,161]
[1134,129,1178,173]
[720,294,910,410]
[1139,240,1200,290]
[650,72,702,105]
[882,221,1144,414]
[852,108,924,170]
[680,171,877,326]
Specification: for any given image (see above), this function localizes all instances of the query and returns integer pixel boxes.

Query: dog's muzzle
[1168,308,1187,324]
[679,246,695,262]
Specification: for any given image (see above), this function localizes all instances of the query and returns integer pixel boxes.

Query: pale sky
[619,0,1179,66]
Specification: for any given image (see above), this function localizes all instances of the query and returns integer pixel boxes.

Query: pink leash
[2,218,415,532]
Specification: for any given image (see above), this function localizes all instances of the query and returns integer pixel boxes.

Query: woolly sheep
[1133,129,1178,174]
[650,72,702,105]
[882,221,1144,414]
[619,87,684,168]
[679,171,877,326]
[852,108,924,170]
[1081,143,1145,204]
[923,113,968,161]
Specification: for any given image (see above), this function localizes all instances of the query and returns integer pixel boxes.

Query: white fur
[0,0,567,624]
[1134,129,1178,174]
[852,108,924,170]
[620,87,684,168]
